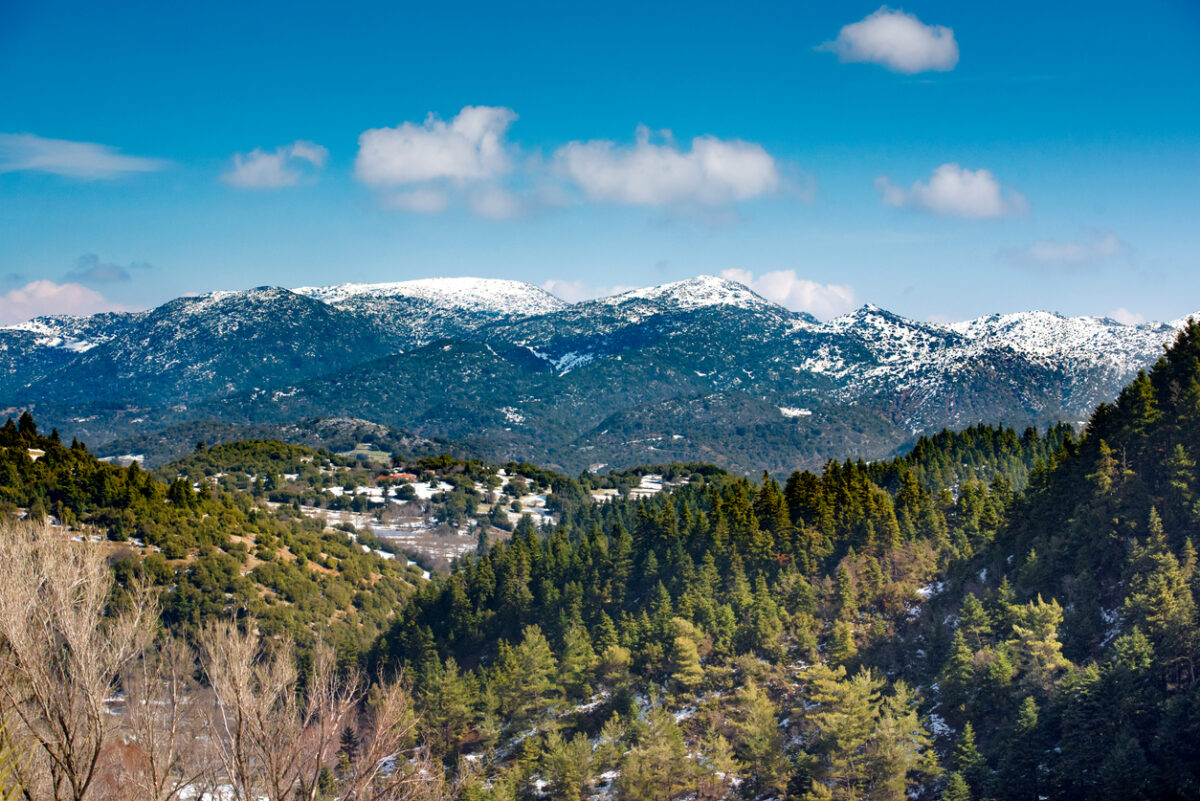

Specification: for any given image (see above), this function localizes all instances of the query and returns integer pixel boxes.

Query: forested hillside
[1,324,1198,800]
[0,417,422,657]
[365,324,1200,799]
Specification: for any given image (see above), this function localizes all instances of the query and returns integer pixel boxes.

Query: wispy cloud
[875,163,1028,219]
[0,280,126,325]
[720,268,856,320]
[384,188,451,214]
[222,140,328,189]
[819,7,958,74]
[1000,231,1128,269]
[554,125,781,207]
[63,253,153,285]
[0,133,167,179]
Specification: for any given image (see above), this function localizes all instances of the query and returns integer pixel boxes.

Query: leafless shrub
[0,522,153,801]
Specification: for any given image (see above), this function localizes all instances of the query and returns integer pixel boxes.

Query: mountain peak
[600,275,777,312]
[293,277,567,316]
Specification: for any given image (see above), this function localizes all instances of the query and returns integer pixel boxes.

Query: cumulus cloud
[875,164,1028,219]
[720,269,856,320]
[554,125,781,207]
[819,7,958,73]
[222,140,328,189]
[0,133,166,179]
[0,280,124,325]
[1001,231,1127,269]
[540,279,639,304]
[355,106,516,187]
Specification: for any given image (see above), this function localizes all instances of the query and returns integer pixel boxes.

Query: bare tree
[0,522,153,801]
[197,619,467,801]
[115,638,211,801]
[198,620,301,801]
[198,622,369,801]
[295,641,362,801]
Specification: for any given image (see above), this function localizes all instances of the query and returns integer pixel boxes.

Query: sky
[1,0,1198,325]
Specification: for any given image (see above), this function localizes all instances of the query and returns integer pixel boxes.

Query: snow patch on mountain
[949,311,1179,371]
[598,275,777,312]
[1,313,138,352]
[293,277,567,316]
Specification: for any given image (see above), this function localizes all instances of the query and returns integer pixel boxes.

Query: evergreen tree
[733,681,787,798]
[560,622,597,700]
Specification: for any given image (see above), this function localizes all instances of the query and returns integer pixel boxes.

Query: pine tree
[834,563,858,620]
[619,704,694,801]
[863,682,937,801]
[733,681,787,798]
[801,664,879,801]
[754,472,790,543]
[999,696,1042,801]
[953,722,987,797]
[959,593,994,650]
[828,620,857,666]
[669,635,704,693]
[943,772,972,801]
[941,629,975,707]
[697,726,740,801]
[542,729,593,801]
[420,656,474,760]
[560,623,597,700]
[1007,596,1070,692]
[1122,507,1198,660]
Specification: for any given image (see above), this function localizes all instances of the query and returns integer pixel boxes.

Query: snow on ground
[916,581,946,600]
[410,480,455,500]
[927,712,954,740]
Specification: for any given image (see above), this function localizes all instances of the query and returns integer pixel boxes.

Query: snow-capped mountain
[18,287,406,405]
[292,277,567,345]
[1,274,1193,474]
[2,311,140,353]
[293,276,566,316]
[597,275,781,314]
[948,311,1176,371]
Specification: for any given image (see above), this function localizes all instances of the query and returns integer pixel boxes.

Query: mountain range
[2,275,1191,473]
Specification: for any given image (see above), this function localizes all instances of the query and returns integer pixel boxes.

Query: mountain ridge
[2,274,1194,473]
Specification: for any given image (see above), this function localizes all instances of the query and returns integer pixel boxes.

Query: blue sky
[1,0,1198,324]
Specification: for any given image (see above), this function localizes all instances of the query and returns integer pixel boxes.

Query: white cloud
[875,164,1028,218]
[554,125,781,207]
[355,106,516,186]
[0,280,124,325]
[541,279,639,304]
[385,188,451,214]
[720,269,856,320]
[820,7,958,73]
[1110,307,1145,326]
[0,133,166,179]
[1001,231,1126,268]
[222,140,328,189]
